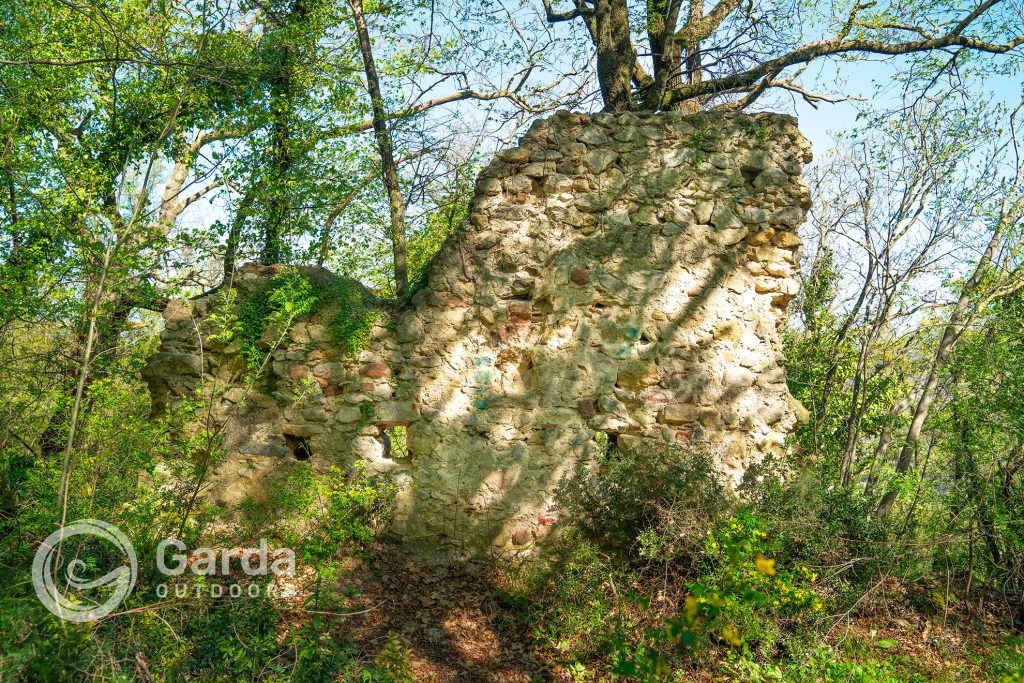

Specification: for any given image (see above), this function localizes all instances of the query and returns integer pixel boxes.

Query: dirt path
[338,548,554,682]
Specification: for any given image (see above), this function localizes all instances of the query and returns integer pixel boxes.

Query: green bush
[726,644,929,682]
[322,278,383,357]
[609,512,824,680]
[506,442,832,681]
[501,529,630,660]
[555,440,726,554]
[748,462,900,595]
[361,633,416,682]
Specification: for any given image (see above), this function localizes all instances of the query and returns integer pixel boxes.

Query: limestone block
[754,168,789,190]
[577,126,608,146]
[613,126,639,142]
[575,192,612,213]
[739,150,772,172]
[694,200,714,224]
[282,423,324,437]
[144,352,202,377]
[722,366,755,388]
[772,207,804,228]
[711,203,743,230]
[638,126,666,141]
[375,401,419,426]
[163,299,193,322]
[738,205,769,224]
[661,403,699,424]
[497,146,530,163]
[352,435,385,462]
[505,174,532,194]
[239,441,290,458]
[582,149,618,174]
[774,231,803,248]
[360,362,391,379]
[335,405,363,423]
[396,313,424,342]
[616,360,659,391]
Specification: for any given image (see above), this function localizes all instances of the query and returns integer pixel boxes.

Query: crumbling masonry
[144,110,812,558]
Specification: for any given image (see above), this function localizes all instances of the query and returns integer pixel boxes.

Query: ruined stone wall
[144,110,812,558]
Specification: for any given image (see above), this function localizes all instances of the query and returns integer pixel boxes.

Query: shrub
[501,529,630,660]
[555,440,726,555]
[610,513,824,679]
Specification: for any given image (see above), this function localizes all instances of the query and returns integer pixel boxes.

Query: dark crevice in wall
[284,433,312,461]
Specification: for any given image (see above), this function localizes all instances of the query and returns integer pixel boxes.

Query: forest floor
[302,546,1020,682]
[332,547,551,682]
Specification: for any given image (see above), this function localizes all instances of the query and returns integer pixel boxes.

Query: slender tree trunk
[839,297,897,487]
[225,190,253,280]
[863,391,915,497]
[820,256,876,419]
[876,216,1012,517]
[4,180,18,265]
[679,0,703,113]
[259,0,309,265]
[56,235,115,520]
[839,340,869,487]
[349,0,410,297]
[263,70,295,264]
[642,0,682,110]
[263,110,291,264]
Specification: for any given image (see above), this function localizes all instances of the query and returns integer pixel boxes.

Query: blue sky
[792,56,1022,158]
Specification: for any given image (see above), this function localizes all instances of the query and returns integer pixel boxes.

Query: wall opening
[741,167,759,187]
[595,430,619,459]
[284,433,312,461]
[379,425,411,460]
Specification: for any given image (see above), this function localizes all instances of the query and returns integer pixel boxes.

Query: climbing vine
[208,269,385,379]
[321,278,383,357]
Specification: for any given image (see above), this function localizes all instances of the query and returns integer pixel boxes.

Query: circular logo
[32,519,137,622]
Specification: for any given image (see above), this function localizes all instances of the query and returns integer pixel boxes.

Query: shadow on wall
[143,109,812,561]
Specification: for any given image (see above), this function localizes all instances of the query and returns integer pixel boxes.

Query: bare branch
[665,26,1024,108]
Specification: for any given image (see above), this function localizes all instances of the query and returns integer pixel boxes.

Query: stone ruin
[144,110,812,559]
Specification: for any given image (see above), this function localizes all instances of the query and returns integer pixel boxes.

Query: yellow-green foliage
[611,513,824,680]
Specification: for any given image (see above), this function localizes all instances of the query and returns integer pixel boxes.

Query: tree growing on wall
[543,0,1024,111]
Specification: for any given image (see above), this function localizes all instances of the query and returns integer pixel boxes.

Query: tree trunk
[876,215,1012,517]
[679,0,703,113]
[225,190,254,280]
[642,0,683,110]
[593,0,634,113]
[838,339,869,487]
[349,0,410,297]
[262,48,298,264]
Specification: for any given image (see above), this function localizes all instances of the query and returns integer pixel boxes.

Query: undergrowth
[496,440,1023,682]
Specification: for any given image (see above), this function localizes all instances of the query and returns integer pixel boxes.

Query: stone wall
[144,110,812,558]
